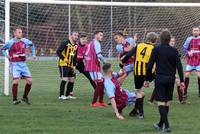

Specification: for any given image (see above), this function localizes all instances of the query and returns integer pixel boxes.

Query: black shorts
[134,74,155,89]
[155,75,175,102]
[59,66,75,78]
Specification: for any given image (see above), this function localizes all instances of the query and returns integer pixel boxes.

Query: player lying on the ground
[56,31,78,100]
[103,63,145,120]
[2,26,37,105]
[183,26,200,100]
[85,31,107,107]
[121,32,158,118]
[114,32,135,83]
[76,33,96,91]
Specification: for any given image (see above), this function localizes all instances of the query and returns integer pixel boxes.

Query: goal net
[1,0,200,95]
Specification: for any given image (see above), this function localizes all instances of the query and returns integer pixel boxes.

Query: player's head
[169,36,176,47]
[102,63,112,75]
[160,30,171,45]
[13,26,23,39]
[79,33,87,45]
[95,31,104,42]
[192,26,200,37]
[114,32,125,44]
[145,32,158,44]
[71,31,79,42]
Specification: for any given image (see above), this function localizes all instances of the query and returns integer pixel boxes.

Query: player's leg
[175,77,184,103]
[11,63,21,104]
[65,67,76,99]
[21,63,33,104]
[131,75,145,118]
[184,65,193,99]
[195,66,200,97]
[58,66,68,100]
[83,71,96,90]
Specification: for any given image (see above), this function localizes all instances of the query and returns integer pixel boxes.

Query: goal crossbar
[8,0,200,7]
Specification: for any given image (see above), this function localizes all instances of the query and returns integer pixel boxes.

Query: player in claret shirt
[183,26,200,100]
[76,34,96,91]
[103,63,145,120]
[2,26,37,105]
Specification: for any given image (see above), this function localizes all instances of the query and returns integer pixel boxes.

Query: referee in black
[144,30,185,133]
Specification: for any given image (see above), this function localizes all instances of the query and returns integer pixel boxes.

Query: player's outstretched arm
[110,98,124,120]
[1,39,13,59]
[22,38,37,60]
[121,46,136,64]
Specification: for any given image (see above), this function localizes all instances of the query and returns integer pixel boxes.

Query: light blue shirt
[94,38,106,63]
[2,38,36,57]
[116,37,136,54]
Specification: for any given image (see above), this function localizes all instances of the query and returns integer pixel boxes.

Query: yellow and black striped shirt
[56,38,78,68]
[121,42,155,76]
[134,42,154,76]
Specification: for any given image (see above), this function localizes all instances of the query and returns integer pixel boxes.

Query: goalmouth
[3,0,200,95]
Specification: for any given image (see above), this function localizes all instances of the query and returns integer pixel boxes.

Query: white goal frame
[4,0,200,95]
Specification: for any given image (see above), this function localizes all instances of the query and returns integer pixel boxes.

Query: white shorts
[89,72,103,81]
[185,64,200,72]
[124,89,137,105]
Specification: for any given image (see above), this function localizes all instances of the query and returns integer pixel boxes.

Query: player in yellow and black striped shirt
[122,32,158,118]
[56,31,78,100]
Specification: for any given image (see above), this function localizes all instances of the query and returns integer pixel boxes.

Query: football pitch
[0,59,200,134]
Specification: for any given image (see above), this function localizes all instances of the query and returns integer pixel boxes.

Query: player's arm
[124,37,136,52]
[94,41,106,64]
[1,40,13,58]
[121,46,136,64]
[104,81,124,120]
[175,49,185,89]
[22,38,36,56]
[183,37,191,56]
[56,40,68,61]
[145,47,156,85]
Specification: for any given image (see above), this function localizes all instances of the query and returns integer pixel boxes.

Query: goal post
[3,0,200,95]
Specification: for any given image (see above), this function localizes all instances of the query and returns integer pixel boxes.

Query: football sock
[198,77,200,95]
[66,82,74,96]
[98,81,105,103]
[150,88,156,102]
[137,97,144,115]
[184,77,189,97]
[159,105,169,128]
[12,84,18,101]
[23,83,32,98]
[92,85,99,104]
[177,86,183,102]
[60,80,66,96]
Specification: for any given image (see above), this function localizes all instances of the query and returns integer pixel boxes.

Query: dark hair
[193,26,200,30]
[80,33,87,38]
[114,32,124,37]
[160,30,171,45]
[95,31,103,35]
[13,26,22,32]
[102,63,111,73]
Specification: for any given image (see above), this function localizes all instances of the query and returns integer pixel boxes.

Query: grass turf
[0,59,200,134]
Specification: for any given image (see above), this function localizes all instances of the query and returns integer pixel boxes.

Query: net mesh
[1,1,200,93]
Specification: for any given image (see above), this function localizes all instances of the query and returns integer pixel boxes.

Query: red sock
[149,88,156,102]
[177,86,183,102]
[12,84,18,101]
[184,77,189,96]
[198,77,200,94]
[98,81,104,103]
[23,84,32,98]
[92,83,99,104]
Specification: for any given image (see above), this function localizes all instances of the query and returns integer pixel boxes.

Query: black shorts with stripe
[59,66,75,78]
[155,75,175,102]
[134,74,155,89]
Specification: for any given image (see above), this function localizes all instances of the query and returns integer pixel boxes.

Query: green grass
[0,59,200,134]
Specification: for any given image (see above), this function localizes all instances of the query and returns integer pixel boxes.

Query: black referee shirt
[146,44,184,82]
